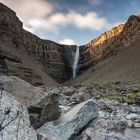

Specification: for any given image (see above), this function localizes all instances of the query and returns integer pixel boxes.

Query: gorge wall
[78,15,140,75]
[1,2,140,86]
[0,3,76,86]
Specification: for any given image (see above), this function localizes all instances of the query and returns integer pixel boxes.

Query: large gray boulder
[0,90,37,140]
[37,99,98,140]
[0,76,44,106]
[28,88,61,129]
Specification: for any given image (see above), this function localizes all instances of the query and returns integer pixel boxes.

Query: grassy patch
[106,95,120,101]
[124,92,138,105]
[135,79,140,85]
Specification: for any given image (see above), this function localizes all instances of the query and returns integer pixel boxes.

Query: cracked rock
[0,90,37,140]
[37,99,98,140]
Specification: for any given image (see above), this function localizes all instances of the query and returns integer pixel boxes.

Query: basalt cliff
[1,2,140,86]
[1,3,140,140]
[0,3,75,86]
[70,15,140,85]
[78,15,140,74]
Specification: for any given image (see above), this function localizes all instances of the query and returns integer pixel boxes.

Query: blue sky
[1,0,140,45]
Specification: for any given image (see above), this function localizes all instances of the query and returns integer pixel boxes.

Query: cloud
[27,11,108,33]
[0,0,54,22]
[1,0,108,34]
[59,39,76,45]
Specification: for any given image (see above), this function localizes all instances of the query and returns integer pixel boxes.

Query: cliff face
[79,15,140,74]
[1,2,140,86]
[0,3,76,86]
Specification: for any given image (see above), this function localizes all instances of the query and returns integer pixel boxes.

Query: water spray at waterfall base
[73,46,80,78]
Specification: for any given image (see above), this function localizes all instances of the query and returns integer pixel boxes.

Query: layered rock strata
[0,3,76,85]
[79,15,140,74]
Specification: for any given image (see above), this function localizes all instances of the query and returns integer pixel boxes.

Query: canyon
[0,3,76,86]
[0,2,140,140]
[1,2,140,86]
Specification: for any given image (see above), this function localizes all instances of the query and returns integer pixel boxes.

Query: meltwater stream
[73,46,80,78]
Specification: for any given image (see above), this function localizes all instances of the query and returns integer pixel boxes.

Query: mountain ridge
[0,2,76,86]
[67,15,140,85]
[1,2,140,86]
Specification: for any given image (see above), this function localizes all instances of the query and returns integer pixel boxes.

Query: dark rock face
[0,3,76,85]
[1,3,140,86]
[28,91,61,129]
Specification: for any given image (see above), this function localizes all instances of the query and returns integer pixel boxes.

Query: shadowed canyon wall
[0,3,76,86]
[1,3,140,86]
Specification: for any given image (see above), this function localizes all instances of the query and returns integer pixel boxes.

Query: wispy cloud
[27,11,108,33]
[59,39,76,45]
[0,0,54,23]
[1,0,108,34]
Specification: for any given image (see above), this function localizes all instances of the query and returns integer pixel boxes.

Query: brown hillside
[0,3,76,86]
[67,15,140,85]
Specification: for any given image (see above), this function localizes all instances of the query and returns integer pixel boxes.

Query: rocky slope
[1,2,140,87]
[78,15,140,75]
[67,15,140,85]
[1,76,140,140]
[1,2,140,140]
[0,3,76,86]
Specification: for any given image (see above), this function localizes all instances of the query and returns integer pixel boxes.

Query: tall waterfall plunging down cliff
[73,46,80,78]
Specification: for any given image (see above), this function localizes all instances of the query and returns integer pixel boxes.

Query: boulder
[37,99,98,140]
[0,76,44,106]
[76,119,128,140]
[0,90,37,140]
[28,89,61,129]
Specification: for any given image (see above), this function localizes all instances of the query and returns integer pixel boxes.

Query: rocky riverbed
[0,76,140,140]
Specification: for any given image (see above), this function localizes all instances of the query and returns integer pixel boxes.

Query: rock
[28,90,61,129]
[128,106,140,114]
[126,113,139,120]
[107,120,127,133]
[125,128,140,140]
[0,90,37,140]
[59,105,71,114]
[134,123,140,128]
[99,111,106,118]
[79,24,124,74]
[37,99,98,140]
[105,133,128,140]
[127,120,133,128]
[0,76,44,106]
[76,119,128,140]
[0,3,76,84]
[97,100,113,113]
[76,127,106,140]
[69,89,92,105]
[61,86,75,96]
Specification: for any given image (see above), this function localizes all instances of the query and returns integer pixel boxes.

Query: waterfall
[73,46,79,78]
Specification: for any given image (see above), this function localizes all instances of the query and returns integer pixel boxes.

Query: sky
[1,0,140,45]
